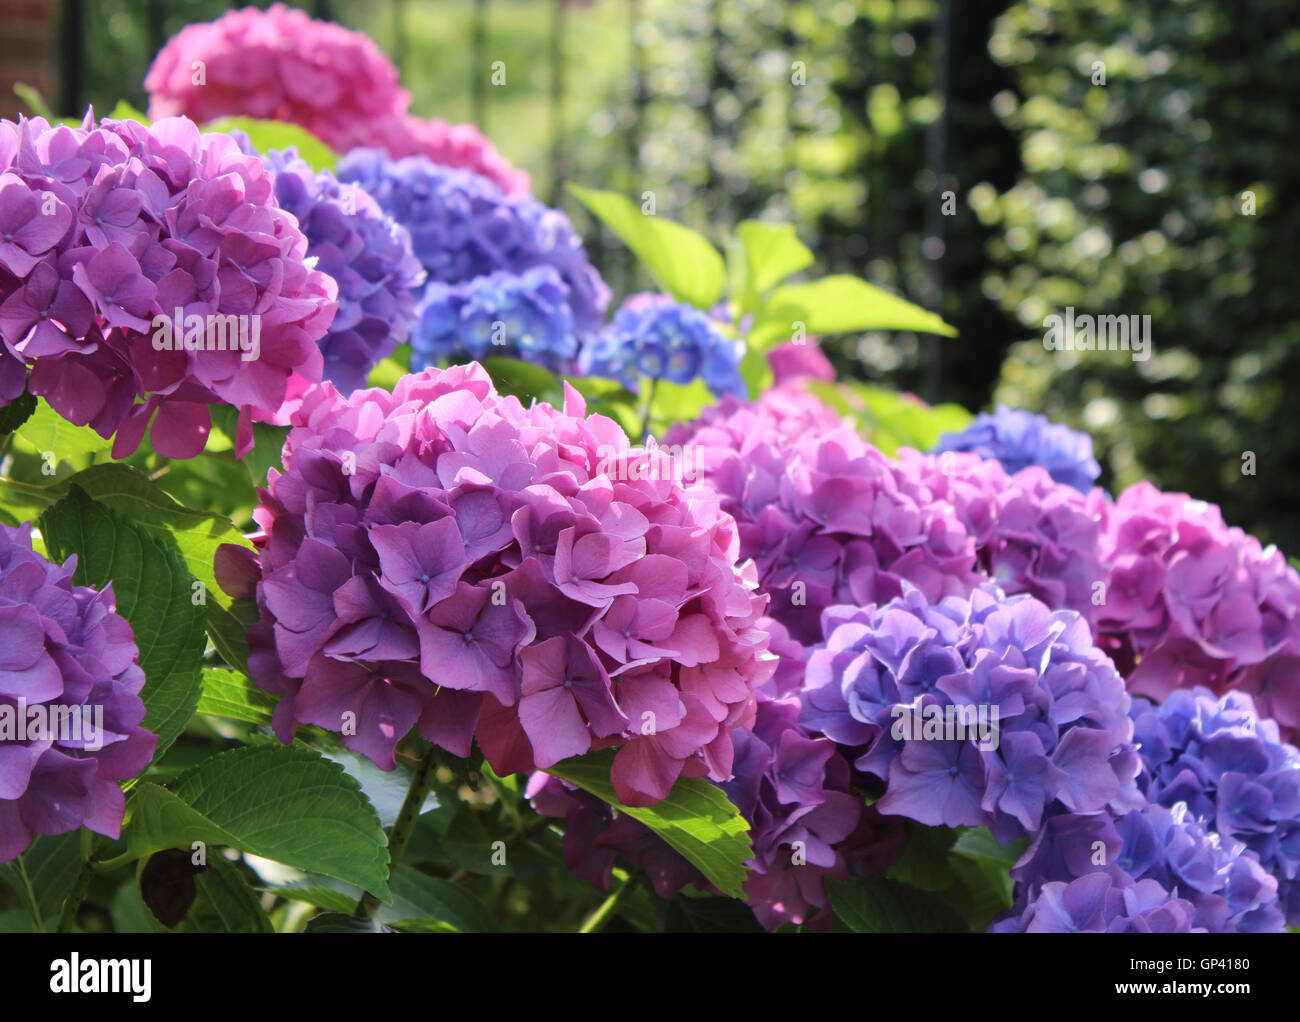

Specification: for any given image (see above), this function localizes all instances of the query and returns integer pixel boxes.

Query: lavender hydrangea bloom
[232,362,773,807]
[0,523,157,863]
[1004,801,1285,932]
[248,142,424,395]
[336,150,608,367]
[993,872,1202,933]
[415,267,575,372]
[935,405,1102,493]
[578,293,747,398]
[802,583,1141,843]
[1129,687,1300,922]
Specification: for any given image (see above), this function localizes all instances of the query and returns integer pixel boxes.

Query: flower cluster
[802,584,1141,843]
[355,114,530,198]
[416,267,575,373]
[145,4,407,154]
[1130,687,1300,922]
[1002,801,1285,932]
[893,447,1106,627]
[578,293,747,397]
[0,113,337,457]
[665,390,981,648]
[239,362,773,806]
[994,871,1201,933]
[248,142,424,395]
[0,522,157,863]
[934,404,1102,494]
[337,150,607,367]
[1090,481,1300,738]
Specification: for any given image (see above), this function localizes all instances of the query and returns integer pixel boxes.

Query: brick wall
[0,0,55,119]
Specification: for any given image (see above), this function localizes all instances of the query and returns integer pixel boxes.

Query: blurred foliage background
[30,0,1300,551]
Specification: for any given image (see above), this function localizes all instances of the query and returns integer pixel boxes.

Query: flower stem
[55,828,96,934]
[639,377,660,442]
[578,873,631,933]
[355,742,441,920]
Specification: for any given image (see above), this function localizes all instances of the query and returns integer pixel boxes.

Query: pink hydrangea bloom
[0,113,337,458]
[235,363,774,806]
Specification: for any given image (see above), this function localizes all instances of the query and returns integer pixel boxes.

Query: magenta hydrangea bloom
[1089,481,1300,739]
[803,583,1141,843]
[0,522,157,863]
[145,4,408,156]
[236,362,774,806]
[0,112,337,458]
[665,390,982,650]
[145,5,529,196]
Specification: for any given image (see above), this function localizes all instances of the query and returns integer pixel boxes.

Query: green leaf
[13,83,55,119]
[12,401,112,477]
[734,221,814,312]
[483,357,563,405]
[0,833,83,932]
[568,184,725,310]
[749,275,958,348]
[0,391,37,434]
[807,380,973,456]
[951,826,1026,868]
[40,488,206,764]
[203,116,339,171]
[270,883,358,915]
[107,101,149,124]
[198,667,276,726]
[304,911,391,933]
[387,867,499,933]
[825,876,966,933]
[126,783,243,860]
[886,821,959,892]
[157,745,391,900]
[548,749,753,900]
[171,856,275,933]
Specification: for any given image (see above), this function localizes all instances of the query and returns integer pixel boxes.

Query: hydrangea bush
[0,7,1295,939]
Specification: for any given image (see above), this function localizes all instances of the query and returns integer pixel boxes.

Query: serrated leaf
[568,184,725,310]
[0,833,83,932]
[304,911,391,933]
[171,857,274,933]
[166,745,391,901]
[198,668,276,726]
[40,488,205,763]
[0,391,37,434]
[548,749,753,900]
[12,401,112,477]
[388,867,499,933]
[749,275,957,348]
[826,876,966,933]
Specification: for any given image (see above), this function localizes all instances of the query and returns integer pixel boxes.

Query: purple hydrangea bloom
[0,112,338,458]
[232,362,773,807]
[1090,482,1300,740]
[934,405,1102,493]
[1129,686,1300,922]
[1004,801,1285,932]
[415,267,575,372]
[993,871,1201,933]
[0,522,157,863]
[243,141,425,395]
[336,150,608,367]
[802,583,1141,843]
[578,293,747,398]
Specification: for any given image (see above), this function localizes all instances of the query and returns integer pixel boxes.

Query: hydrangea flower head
[578,293,747,398]
[238,362,773,806]
[337,151,607,365]
[1091,482,1300,737]
[935,404,1101,493]
[245,141,424,395]
[145,4,409,155]
[993,871,1201,933]
[1129,686,1300,922]
[0,522,157,863]
[355,113,530,197]
[0,112,337,457]
[802,583,1141,843]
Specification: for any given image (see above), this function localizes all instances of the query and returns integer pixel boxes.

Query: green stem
[91,850,138,874]
[355,742,440,920]
[578,874,630,933]
[55,828,95,933]
[14,856,46,934]
[0,477,58,503]
[639,377,659,442]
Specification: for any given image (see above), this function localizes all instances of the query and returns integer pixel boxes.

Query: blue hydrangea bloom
[336,149,609,365]
[578,293,746,397]
[414,267,576,372]
[935,405,1102,493]
[245,141,426,394]
[1130,687,1300,924]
